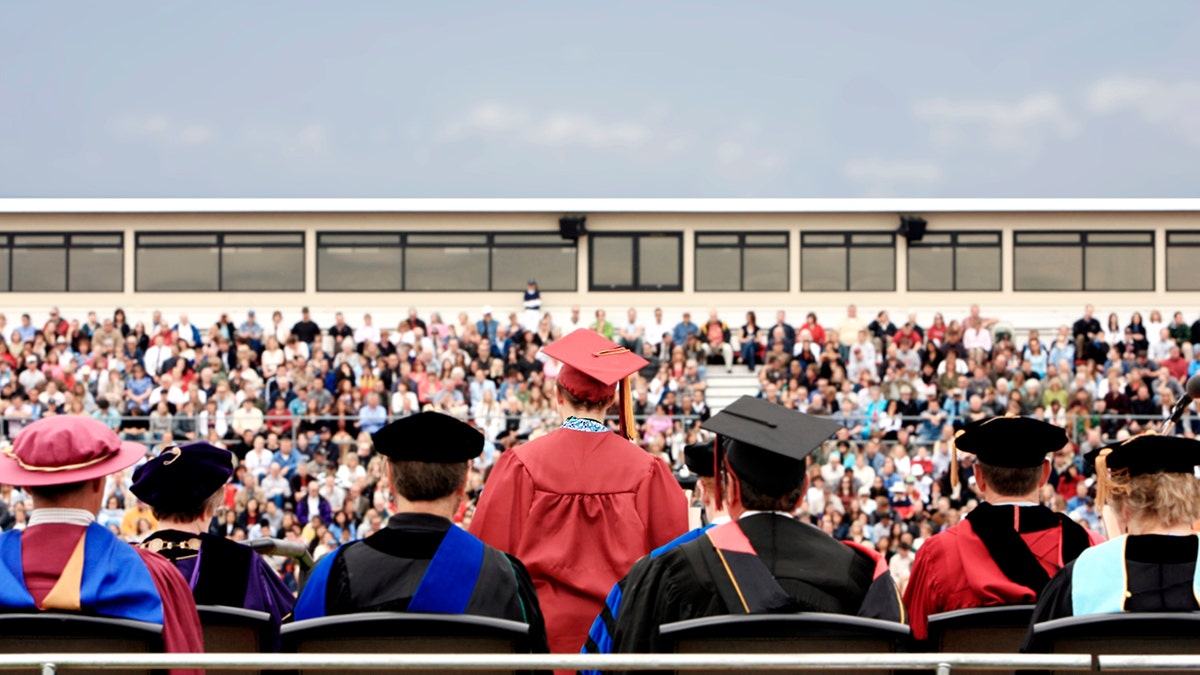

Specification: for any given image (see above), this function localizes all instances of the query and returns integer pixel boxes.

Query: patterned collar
[28,508,95,527]
[561,416,609,433]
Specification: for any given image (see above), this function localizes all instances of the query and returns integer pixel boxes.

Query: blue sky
[2,2,1198,197]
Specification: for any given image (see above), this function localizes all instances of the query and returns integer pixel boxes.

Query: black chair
[658,613,912,675]
[1030,612,1200,675]
[0,613,162,675]
[281,612,531,675]
[197,605,274,674]
[925,605,1034,675]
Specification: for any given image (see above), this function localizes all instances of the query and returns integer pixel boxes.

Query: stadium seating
[658,613,912,675]
[0,613,162,675]
[281,612,531,675]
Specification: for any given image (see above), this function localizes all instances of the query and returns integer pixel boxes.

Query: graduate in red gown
[470,330,689,658]
[0,417,203,675]
[904,416,1103,641]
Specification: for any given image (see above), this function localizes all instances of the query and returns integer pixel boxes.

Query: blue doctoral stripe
[580,523,714,670]
[293,547,341,621]
[408,525,485,614]
[0,524,162,624]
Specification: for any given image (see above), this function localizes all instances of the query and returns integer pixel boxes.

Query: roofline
[0,198,1198,214]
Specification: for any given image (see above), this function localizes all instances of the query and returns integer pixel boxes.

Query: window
[907,232,1002,291]
[589,233,683,291]
[695,232,789,292]
[0,233,123,292]
[316,232,577,292]
[800,232,895,292]
[1167,232,1200,291]
[136,232,304,292]
[1013,231,1153,291]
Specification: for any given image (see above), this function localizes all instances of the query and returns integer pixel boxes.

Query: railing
[7,652,1200,672]
[0,652,1114,673]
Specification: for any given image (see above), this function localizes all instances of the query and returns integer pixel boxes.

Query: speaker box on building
[559,215,588,240]
[898,216,927,242]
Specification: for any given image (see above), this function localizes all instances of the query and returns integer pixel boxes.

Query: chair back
[197,605,274,674]
[281,612,530,675]
[0,613,162,675]
[926,605,1035,675]
[1031,612,1200,674]
[659,613,911,675]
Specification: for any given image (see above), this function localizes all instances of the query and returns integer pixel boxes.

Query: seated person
[904,417,1101,641]
[1025,434,1200,646]
[132,441,296,644]
[0,417,203,672]
[294,412,548,651]
[608,396,902,656]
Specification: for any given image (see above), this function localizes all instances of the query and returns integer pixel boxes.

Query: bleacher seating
[658,613,912,675]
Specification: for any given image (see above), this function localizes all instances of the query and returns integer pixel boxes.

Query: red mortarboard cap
[0,416,147,487]
[542,330,648,403]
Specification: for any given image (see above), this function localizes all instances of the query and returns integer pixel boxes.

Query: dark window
[1166,232,1200,291]
[0,233,123,293]
[695,232,789,292]
[800,232,895,292]
[1013,231,1153,292]
[136,232,304,292]
[315,232,577,292]
[589,233,683,291]
[907,232,1002,291]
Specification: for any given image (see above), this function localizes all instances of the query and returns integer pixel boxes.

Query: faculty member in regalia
[470,329,688,658]
[608,396,903,658]
[1025,434,1200,648]
[294,412,547,652]
[904,416,1102,641]
[132,441,296,645]
[0,417,203,673]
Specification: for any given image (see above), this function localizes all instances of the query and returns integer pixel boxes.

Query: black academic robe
[1024,534,1200,651]
[610,513,903,657]
[322,513,548,651]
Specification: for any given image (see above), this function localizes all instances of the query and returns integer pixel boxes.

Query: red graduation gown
[471,428,688,657]
[903,506,1104,640]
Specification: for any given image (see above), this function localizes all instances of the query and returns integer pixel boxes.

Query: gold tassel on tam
[1095,447,1112,510]
[619,376,636,441]
[951,429,964,487]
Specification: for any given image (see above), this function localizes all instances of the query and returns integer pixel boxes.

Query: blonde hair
[1109,472,1200,530]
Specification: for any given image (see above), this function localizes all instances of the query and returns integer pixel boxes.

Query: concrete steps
[704,368,761,412]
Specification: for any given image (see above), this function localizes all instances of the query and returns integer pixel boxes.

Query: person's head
[957,417,1063,502]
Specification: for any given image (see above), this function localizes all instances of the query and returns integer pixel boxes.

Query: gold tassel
[951,430,963,488]
[1095,447,1112,511]
[619,376,636,441]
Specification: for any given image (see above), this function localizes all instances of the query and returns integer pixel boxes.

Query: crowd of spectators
[0,301,1197,594]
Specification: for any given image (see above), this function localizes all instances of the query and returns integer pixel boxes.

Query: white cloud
[1086,77,1200,146]
[843,158,943,196]
[112,114,216,147]
[912,93,1079,151]
[435,102,659,152]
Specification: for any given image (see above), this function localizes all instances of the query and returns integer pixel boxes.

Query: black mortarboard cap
[371,411,483,463]
[684,442,715,477]
[130,441,236,512]
[1087,434,1200,477]
[701,396,840,497]
[954,416,1068,468]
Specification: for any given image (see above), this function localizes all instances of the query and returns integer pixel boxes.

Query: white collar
[709,515,733,526]
[28,508,95,527]
[738,510,795,521]
[992,500,1040,508]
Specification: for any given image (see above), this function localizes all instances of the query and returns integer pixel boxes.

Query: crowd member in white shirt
[562,305,587,334]
[645,307,670,350]
[244,437,274,480]
[143,334,171,378]
[617,308,644,355]
[354,313,381,345]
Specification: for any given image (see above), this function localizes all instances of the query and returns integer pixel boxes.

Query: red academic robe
[903,506,1104,640]
[22,523,204,675]
[471,428,688,658]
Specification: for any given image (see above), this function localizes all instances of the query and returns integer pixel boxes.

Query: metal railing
[0,652,1112,673]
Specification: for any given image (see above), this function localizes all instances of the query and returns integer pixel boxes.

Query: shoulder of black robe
[1022,561,1075,653]
[326,513,545,649]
